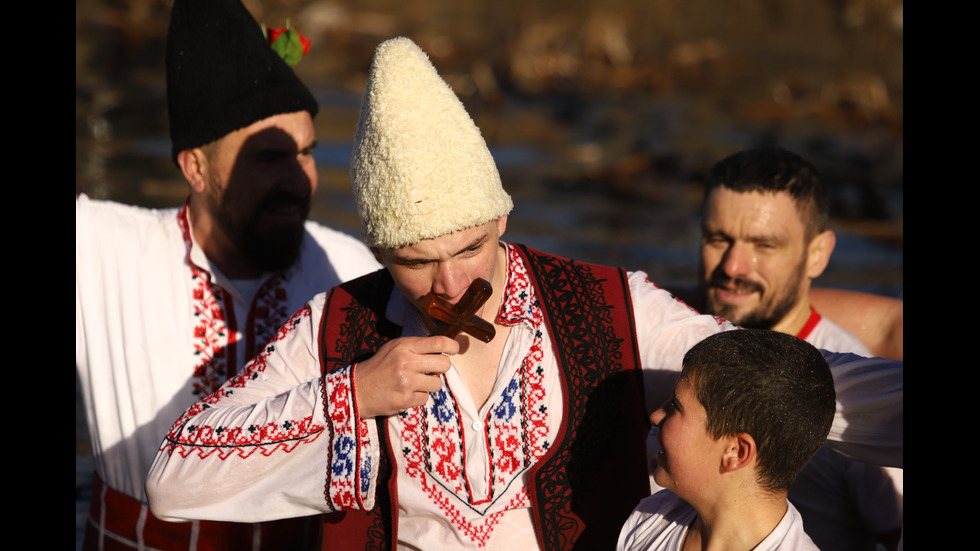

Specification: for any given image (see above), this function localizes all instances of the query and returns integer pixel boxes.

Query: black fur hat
[166,0,318,165]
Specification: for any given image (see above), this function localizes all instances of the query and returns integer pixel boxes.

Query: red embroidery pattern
[228,308,310,390]
[491,424,522,475]
[251,277,291,353]
[502,244,549,466]
[171,416,323,460]
[177,202,230,399]
[431,421,465,490]
[178,204,297,401]
[178,206,234,398]
[402,407,531,547]
[161,307,325,460]
[189,267,231,397]
[324,365,366,510]
[423,483,529,546]
[500,244,536,326]
[396,245,550,546]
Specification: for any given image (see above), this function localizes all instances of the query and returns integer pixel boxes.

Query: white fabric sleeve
[145,297,381,522]
[628,271,736,412]
[629,272,903,468]
[822,351,903,468]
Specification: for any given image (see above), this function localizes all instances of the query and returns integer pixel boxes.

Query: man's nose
[721,242,752,278]
[431,262,470,301]
[278,158,315,196]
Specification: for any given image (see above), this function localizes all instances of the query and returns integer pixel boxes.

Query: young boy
[618,329,836,550]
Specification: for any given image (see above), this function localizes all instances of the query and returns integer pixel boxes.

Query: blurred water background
[76,0,903,546]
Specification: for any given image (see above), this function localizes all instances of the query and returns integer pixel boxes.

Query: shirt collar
[177,199,293,303]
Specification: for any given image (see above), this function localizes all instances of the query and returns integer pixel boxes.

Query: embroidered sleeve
[323,363,380,511]
[146,300,379,522]
[159,308,324,460]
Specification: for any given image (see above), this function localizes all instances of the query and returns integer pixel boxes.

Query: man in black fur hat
[75,1,379,548]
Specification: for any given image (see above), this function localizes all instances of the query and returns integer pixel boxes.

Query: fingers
[353,336,459,419]
[413,371,444,395]
[410,335,460,358]
[398,337,454,396]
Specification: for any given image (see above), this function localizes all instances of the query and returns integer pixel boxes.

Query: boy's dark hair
[682,329,835,492]
[704,147,829,241]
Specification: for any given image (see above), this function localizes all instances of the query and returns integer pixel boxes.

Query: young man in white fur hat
[147,37,904,550]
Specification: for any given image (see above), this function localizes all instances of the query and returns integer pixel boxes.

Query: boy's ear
[721,432,756,472]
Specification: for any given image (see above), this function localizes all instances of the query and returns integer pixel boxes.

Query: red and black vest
[317,245,650,550]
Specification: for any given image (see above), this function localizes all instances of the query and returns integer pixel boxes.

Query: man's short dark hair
[681,329,836,492]
[704,147,829,240]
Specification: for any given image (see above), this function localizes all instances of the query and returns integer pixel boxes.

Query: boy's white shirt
[618,490,819,551]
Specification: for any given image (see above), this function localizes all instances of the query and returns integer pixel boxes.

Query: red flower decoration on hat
[264,19,311,66]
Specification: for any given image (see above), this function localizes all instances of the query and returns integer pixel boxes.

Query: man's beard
[206,177,310,274]
[701,257,805,330]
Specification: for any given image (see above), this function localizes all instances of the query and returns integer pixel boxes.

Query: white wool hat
[351,37,513,249]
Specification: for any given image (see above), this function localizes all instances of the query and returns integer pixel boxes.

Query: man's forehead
[709,187,794,206]
[706,188,806,230]
[390,225,491,259]
[228,111,315,145]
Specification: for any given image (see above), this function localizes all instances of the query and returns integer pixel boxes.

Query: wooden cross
[417,278,496,343]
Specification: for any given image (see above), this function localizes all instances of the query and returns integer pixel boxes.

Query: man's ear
[805,230,835,279]
[370,246,386,266]
[495,215,508,239]
[721,432,756,473]
[177,148,210,194]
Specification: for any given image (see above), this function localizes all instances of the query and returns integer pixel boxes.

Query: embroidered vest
[317,245,650,550]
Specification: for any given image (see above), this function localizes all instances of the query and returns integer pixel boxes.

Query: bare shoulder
[810,288,903,360]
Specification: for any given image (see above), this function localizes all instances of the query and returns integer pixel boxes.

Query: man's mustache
[708,273,763,296]
[258,190,311,212]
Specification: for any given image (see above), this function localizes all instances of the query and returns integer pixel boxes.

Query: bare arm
[811,288,903,360]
